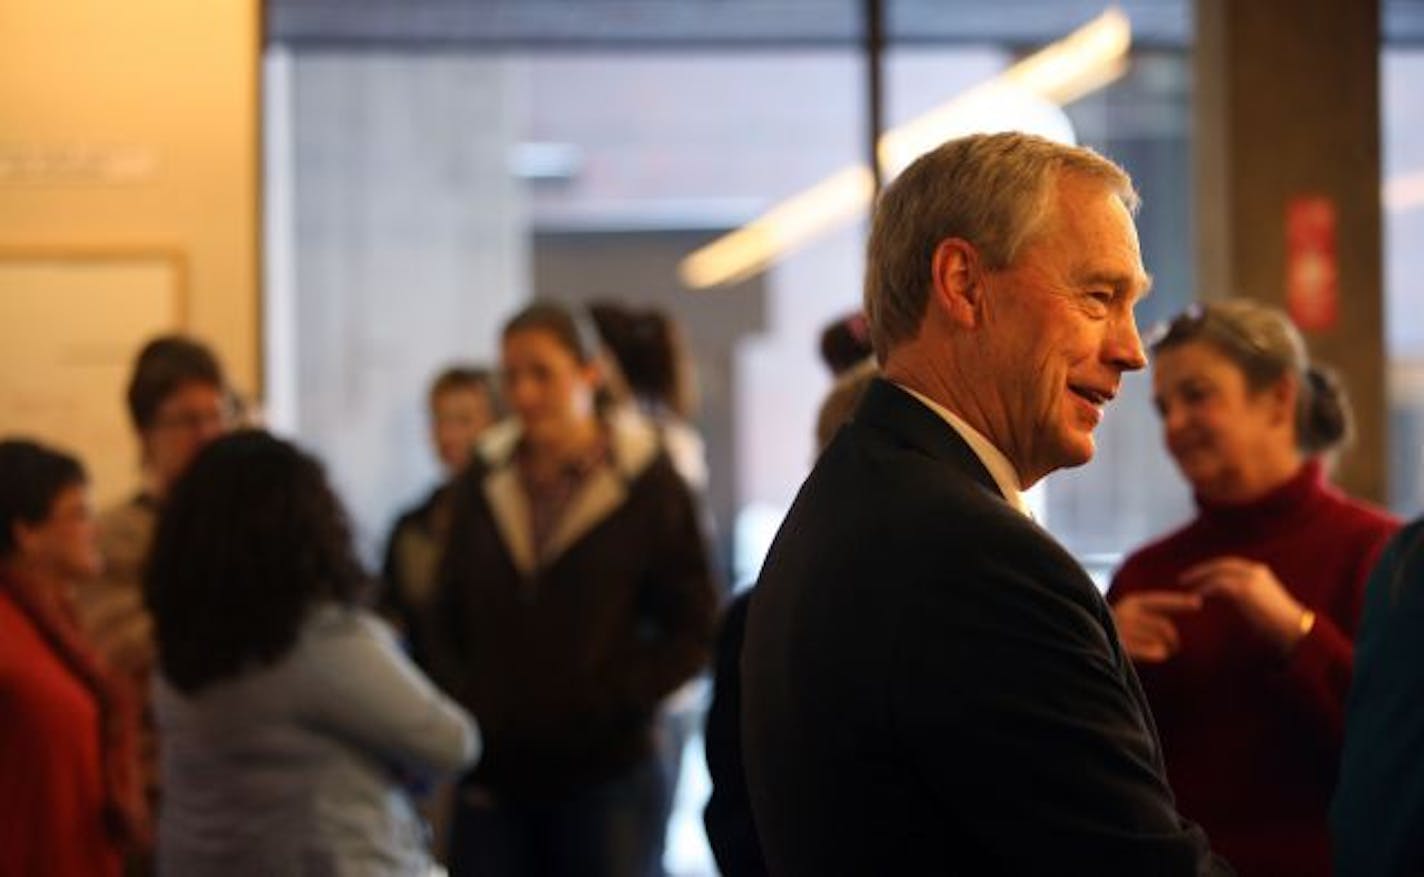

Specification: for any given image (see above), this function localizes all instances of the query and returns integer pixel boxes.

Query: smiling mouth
[1069,385,1114,407]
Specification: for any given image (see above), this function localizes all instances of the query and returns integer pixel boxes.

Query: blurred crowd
[4,288,1424,876]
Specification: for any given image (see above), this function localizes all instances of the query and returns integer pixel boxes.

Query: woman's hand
[1112,591,1203,663]
[1180,556,1311,654]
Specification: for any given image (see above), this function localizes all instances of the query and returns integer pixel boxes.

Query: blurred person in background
[146,431,479,875]
[73,334,232,820]
[380,364,501,867]
[429,301,716,877]
[703,357,878,877]
[1108,300,1398,875]
[0,439,148,876]
[817,310,874,378]
[589,299,714,871]
[1332,522,1424,874]
[589,301,707,493]
[381,364,501,655]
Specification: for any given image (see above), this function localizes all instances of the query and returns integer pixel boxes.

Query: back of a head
[0,439,86,561]
[1151,299,1353,456]
[816,359,880,453]
[127,334,226,433]
[819,312,874,377]
[145,431,366,695]
[588,300,691,418]
[863,131,1137,362]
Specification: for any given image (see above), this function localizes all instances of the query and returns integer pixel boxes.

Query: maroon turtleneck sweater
[1107,460,1397,876]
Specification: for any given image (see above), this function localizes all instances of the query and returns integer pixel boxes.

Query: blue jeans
[447,757,668,877]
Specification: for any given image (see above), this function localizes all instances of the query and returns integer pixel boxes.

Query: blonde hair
[864,132,1138,360]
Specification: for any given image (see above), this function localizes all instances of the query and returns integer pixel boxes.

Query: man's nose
[1107,314,1147,372]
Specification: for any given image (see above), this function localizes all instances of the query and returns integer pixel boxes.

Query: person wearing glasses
[73,334,234,840]
[1107,300,1398,875]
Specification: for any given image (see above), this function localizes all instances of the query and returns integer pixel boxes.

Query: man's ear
[930,238,982,329]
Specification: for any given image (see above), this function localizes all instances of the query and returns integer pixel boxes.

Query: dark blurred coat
[425,412,717,803]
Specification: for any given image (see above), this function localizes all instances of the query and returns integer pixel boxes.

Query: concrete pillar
[1195,0,1385,501]
[274,52,529,556]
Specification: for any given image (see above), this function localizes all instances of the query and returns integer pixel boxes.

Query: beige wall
[0,0,259,500]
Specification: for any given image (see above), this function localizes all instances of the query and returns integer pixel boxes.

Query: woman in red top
[1107,301,1397,875]
[0,440,148,877]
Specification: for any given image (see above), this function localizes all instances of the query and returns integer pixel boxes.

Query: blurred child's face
[432,386,495,475]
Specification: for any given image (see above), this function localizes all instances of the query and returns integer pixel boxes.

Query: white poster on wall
[0,254,182,507]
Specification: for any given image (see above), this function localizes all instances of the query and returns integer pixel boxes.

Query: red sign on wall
[1285,196,1338,332]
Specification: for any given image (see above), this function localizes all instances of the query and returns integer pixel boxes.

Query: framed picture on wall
[0,248,187,507]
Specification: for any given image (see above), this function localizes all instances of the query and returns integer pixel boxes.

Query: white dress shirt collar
[894,383,1034,521]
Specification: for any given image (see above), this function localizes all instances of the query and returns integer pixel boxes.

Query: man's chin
[1054,435,1097,472]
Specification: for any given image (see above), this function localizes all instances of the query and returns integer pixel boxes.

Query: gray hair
[1150,299,1352,456]
[863,132,1138,360]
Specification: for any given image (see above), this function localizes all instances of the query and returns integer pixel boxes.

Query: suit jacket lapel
[853,379,1005,503]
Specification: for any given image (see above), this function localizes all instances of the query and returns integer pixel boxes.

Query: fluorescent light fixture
[680,7,1132,290]
[681,167,877,289]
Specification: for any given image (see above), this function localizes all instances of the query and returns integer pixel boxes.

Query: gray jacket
[154,604,479,876]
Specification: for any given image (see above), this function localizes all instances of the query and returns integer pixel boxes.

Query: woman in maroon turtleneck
[1107,301,1398,876]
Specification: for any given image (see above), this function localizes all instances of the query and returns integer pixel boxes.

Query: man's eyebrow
[1073,269,1154,296]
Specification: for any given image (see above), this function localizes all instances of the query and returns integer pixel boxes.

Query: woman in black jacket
[429,301,716,877]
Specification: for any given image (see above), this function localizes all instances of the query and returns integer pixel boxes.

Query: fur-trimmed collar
[475,406,661,480]
[474,408,663,577]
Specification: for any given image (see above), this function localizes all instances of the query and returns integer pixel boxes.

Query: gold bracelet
[1298,609,1317,637]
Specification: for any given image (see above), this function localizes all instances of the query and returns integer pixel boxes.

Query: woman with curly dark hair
[146,431,479,875]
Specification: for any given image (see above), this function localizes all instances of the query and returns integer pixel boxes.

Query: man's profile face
[975,172,1150,487]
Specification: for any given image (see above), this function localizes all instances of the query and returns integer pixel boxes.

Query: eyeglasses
[152,407,231,433]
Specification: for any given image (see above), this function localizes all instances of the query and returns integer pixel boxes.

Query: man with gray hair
[741,132,1229,874]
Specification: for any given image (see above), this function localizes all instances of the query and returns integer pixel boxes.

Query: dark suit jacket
[704,590,767,876]
[741,379,1229,875]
